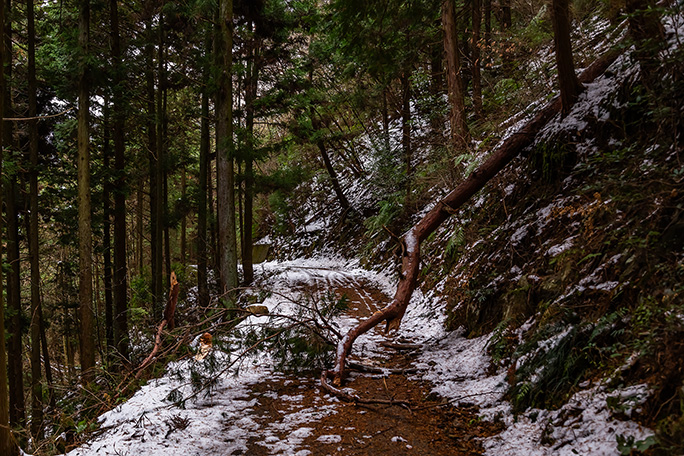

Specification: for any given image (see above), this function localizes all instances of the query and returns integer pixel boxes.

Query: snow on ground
[414,306,654,456]
[66,256,399,456]
[67,256,653,456]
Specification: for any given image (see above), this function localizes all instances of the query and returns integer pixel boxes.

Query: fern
[445,226,465,261]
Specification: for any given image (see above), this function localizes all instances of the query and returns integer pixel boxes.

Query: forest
[0,0,682,454]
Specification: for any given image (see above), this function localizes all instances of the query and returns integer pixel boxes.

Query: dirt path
[235,271,502,455]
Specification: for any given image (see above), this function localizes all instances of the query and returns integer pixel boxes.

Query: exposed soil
[233,270,503,455]
[241,365,502,455]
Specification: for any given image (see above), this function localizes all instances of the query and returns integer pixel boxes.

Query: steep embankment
[255,11,683,455]
[407,14,683,456]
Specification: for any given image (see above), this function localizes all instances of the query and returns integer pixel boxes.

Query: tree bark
[3,0,24,428]
[382,88,390,154]
[110,0,129,361]
[430,32,444,135]
[208,158,217,269]
[27,0,44,436]
[216,0,239,296]
[625,0,664,87]
[551,0,583,115]
[136,178,143,274]
[77,0,96,384]
[242,34,259,285]
[442,0,470,150]
[314,120,351,212]
[471,0,483,119]
[5,179,24,428]
[38,303,55,409]
[401,71,412,201]
[103,101,114,356]
[484,0,491,44]
[197,26,211,308]
[163,272,179,330]
[501,0,512,29]
[146,16,163,321]
[163,91,171,292]
[157,6,170,292]
[0,0,17,449]
[324,46,625,387]
[181,169,187,267]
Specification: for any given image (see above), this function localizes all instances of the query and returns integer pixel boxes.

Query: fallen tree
[136,272,180,378]
[322,46,625,393]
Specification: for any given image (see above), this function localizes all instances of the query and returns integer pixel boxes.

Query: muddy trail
[65,265,504,456]
[234,271,502,455]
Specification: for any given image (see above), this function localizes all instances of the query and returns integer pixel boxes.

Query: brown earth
[235,271,503,455]
[242,363,502,455]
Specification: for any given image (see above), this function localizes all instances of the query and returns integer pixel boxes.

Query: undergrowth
[434,19,684,455]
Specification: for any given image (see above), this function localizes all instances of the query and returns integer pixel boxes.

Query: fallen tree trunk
[136,272,180,378]
[324,46,624,388]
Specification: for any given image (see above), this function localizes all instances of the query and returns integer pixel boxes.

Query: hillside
[2,1,682,455]
[252,6,684,455]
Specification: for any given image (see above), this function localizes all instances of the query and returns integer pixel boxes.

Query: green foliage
[364,192,403,238]
[529,140,576,183]
[490,79,521,108]
[247,290,349,371]
[510,324,600,413]
[654,389,684,455]
[444,226,465,263]
[616,434,657,455]
[129,275,152,326]
[518,5,552,49]
[487,318,515,364]
[453,153,479,180]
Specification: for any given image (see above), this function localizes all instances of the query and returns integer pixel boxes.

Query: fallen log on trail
[322,46,625,389]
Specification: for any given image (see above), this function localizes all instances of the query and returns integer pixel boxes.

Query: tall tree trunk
[136,178,143,274]
[110,0,129,361]
[625,0,664,87]
[146,17,163,320]
[38,304,55,409]
[58,250,76,380]
[3,0,23,429]
[0,204,16,456]
[551,0,582,115]
[197,27,211,307]
[484,0,491,44]
[162,88,171,290]
[103,101,114,356]
[382,88,390,154]
[216,0,239,296]
[471,0,483,119]
[0,0,17,449]
[313,118,350,212]
[401,71,412,201]
[442,0,470,150]
[242,36,259,285]
[430,34,444,135]
[157,14,171,292]
[501,0,512,29]
[27,0,44,436]
[164,172,171,284]
[181,168,187,266]
[208,158,217,269]
[77,0,96,384]
[5,179,23,428]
